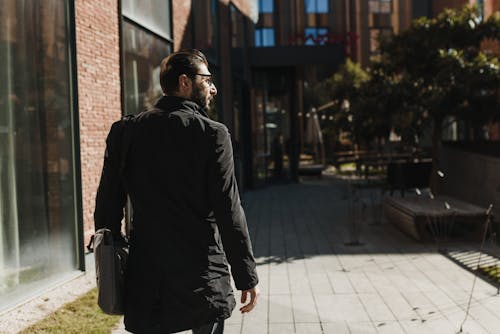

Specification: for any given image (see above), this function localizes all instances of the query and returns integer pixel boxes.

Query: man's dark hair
[160,49,208,95]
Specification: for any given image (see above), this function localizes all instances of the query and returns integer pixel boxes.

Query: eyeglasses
[193,73,214,86]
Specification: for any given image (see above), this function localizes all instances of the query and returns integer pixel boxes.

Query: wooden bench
[298,164,325,176]
[383,195,488,242]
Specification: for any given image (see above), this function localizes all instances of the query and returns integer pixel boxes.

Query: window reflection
[122,0,171,39]
[259,0,274,13]
[255,28,275,47]
[305,0,328,14]
[231,5,246,48]
[122,21,171,115]
[0,0,77,310]
[193,0,218,58]
[304,27,328,45]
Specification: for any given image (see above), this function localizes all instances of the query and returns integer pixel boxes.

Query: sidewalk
[239,177,500,333]
[4,176,499,334]
[113,176,500,333]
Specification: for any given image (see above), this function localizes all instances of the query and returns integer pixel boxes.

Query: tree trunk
[429,118,443,195]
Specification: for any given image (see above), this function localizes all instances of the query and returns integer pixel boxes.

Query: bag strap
[119,114,135,238]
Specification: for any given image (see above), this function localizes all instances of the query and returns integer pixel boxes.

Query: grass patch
[19,288,121,334]
[479,266,500,284]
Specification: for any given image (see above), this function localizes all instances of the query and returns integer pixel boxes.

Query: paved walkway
[114,176,500,334]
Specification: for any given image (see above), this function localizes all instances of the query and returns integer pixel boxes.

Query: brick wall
[75,0,122,245]
[481,0,500,56]
[432,0,472,15]
[172,1,193,51]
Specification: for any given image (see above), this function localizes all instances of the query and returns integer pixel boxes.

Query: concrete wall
[438,146,500,220]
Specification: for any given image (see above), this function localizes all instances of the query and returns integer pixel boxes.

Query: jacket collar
[154,95,209,118]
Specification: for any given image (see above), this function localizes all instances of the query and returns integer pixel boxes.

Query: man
[94,49,259,334]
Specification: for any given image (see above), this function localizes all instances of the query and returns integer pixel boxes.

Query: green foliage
[378,4,500,138]
[19,288,121,334]
[318,59,377,146]
[310,5,500,157]
[370,4,500,190]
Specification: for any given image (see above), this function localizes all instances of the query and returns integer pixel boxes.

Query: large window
[259,0,274,13]
[255,0,275,47]
[255,28,275,47]
[231,5,246,48]
[305,0,328,13]
[122,0,171,38]
[193,0,219,60]
[122,0,172,115]
[0,0,79,310]
[477,0,484,21]
[369,0,392,14]
[370,28,392,54]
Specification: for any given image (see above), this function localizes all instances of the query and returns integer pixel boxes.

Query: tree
[376,5,500,191]
[318,59,374,148]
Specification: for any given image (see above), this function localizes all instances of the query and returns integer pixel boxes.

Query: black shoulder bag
[89,115,134,315]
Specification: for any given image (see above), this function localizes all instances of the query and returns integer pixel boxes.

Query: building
[0,0,498,312]
[0,0,259,312]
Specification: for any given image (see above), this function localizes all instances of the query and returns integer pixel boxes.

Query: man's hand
[239,286,260,313]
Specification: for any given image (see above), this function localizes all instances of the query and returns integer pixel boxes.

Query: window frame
[255,27,276,47]
[305,0,329,14]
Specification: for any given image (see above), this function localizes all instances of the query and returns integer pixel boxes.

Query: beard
[190,83,209,109]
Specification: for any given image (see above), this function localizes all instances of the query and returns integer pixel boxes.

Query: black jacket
[94,96,258,333]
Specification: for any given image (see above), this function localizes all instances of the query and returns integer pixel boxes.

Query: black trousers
[192,320,224,334]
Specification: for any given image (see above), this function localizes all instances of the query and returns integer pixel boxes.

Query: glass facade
[252,89,267,184]
[193,0,219,61]
[305,0,328,13]
[122,0,171,39]
[255,0,275,47]
[0,0,79,310]
[231,5,246,48]
[369,0,392,14]
[259,0,274,13]
[304,27,329,45]
[265,95,291,180]
[255,28,275,47]
[122,0,172,115]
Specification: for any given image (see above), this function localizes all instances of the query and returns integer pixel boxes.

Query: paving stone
[326,271,355,294]
[241,322,267,334]
[268,294,294,323]
[291,294,319,323]
[223,324,241,334]
[373,321,406,333]
[289,276,311,295]
[309,272,334,295]
[346,321,377,333]
[315,294,371,323]
[357,293,396,322]
[321,321,350,334]
[268,323,294,334]
[294,323,323,334]
[9,177,500,334]
[269,273,290,295]
[347,272,377,294]
[379,291,420,321]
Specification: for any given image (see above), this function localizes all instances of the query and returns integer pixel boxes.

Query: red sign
[287,31,359,56]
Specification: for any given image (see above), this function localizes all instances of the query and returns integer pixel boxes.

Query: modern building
[0,0,498,313]
[0,0,259,312]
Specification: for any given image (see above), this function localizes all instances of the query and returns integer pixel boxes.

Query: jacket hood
[154,95,209,118]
